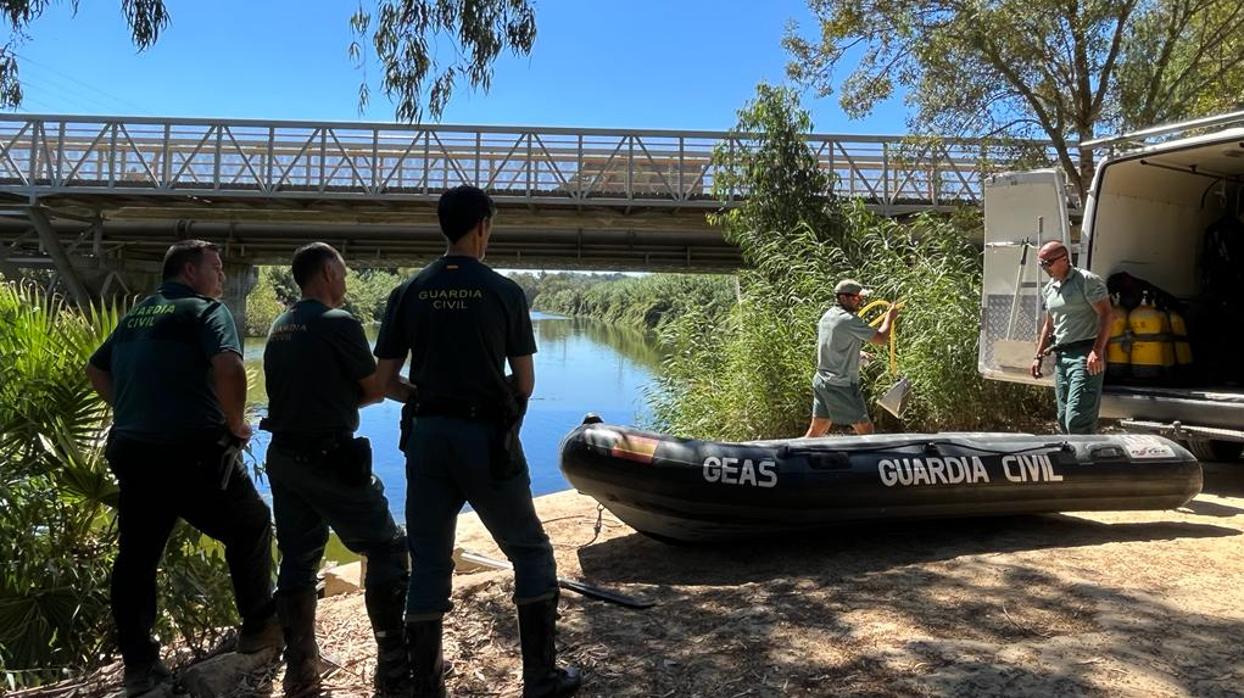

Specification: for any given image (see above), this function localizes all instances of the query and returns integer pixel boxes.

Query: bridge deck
[0,115,1056,273]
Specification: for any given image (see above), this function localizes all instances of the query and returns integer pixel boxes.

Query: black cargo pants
[266,439,408,594]
[105,433,275,666]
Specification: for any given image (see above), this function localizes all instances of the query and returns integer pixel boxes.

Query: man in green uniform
[85,240,282,695]
[1031,241,1112,433]
[262,242,412,695]
[374,185,581,697]
[803,279,898,437]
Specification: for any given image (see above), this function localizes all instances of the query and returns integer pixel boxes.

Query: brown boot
[122,658,175,696]
[277,591,323,695]
[237,609,285,655]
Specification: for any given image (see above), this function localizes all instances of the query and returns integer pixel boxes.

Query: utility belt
[410,395,509,423]
[399,391,527,481]
[262,420,372,487]
[268,430,354,451]
[1051,338,1095,355]
[106,427,243,491]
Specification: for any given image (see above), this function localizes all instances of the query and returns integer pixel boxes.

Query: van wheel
[1186,439,1244,462]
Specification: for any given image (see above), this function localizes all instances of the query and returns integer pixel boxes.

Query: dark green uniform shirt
[374,255,536,409]
[263,299,376,435]
[89,282,240,442]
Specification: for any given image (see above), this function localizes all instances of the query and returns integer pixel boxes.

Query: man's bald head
[1037,240,1071,279]
[1038,241,1066,258]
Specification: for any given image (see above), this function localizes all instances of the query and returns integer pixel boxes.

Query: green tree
[0,0,536,122]
[710,83,842,287]
[653,85,1049,439]
[531,273,735,334]
[784,0,1244,198]
[245,267,286,337]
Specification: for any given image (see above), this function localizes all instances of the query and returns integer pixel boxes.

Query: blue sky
[8,0,908,134]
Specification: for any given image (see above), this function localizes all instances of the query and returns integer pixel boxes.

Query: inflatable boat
[558,417,1202,543]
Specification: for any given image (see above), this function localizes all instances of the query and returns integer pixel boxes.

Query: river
[242,312,660,519]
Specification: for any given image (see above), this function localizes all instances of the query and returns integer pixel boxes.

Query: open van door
[979,169,1072,386]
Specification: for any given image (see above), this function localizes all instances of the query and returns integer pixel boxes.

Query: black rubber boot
[366,579,414,697]
[517,593,582,698]
[277,591,323,695]
[405,618,446,698]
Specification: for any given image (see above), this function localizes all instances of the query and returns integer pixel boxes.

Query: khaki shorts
[811,376,870,424]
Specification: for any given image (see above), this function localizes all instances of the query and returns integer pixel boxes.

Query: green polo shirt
[263,299,377,435]
[815,305,878,386]
[1041,267,1109,346]
[89,282,241,442]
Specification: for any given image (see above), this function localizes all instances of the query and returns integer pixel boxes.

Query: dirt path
[296,461,1244,697]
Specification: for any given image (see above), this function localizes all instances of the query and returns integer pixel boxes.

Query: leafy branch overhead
[349,0,536,122]
[784,0,1244,198]
[0,0,536,122]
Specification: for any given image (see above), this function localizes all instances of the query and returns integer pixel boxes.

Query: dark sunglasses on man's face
[1038,254,1067,269]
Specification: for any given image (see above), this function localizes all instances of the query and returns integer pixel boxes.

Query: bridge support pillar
[222,262,257,347]
[28,207,92,307]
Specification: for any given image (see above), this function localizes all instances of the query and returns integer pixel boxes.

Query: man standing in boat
[373,185,581,697]
[803,279,898,437]
[1030,241,1112,433]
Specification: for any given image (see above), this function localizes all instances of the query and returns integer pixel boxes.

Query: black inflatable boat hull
[558,423,1202,543]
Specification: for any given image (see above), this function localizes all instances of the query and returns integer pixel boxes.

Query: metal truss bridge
[0,114,1055,303]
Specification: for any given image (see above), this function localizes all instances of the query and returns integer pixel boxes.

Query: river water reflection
[243,312,659,519]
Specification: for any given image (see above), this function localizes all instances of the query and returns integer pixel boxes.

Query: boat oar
[457,550,656,610]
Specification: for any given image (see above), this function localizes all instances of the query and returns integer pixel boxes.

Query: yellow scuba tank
[1105,294,1130,379]
[1128,292,1171,380]
[1168,306,1192,380]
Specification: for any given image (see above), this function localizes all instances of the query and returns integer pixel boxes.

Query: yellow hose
[859,299,903,375]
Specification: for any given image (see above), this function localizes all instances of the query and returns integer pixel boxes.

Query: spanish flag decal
[611,434,661,464]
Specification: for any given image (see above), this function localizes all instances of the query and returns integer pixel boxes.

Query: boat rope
[782,439,1072,457]
[859,298,904,375]
[578,502,606,548]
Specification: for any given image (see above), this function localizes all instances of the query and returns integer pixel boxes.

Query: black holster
[328,436,373,486]
[488,416,525,481]
[398,396,417,454]
[488,390,529,481]
[270,432,372,487]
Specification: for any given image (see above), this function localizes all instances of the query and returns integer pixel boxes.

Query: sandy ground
[295,460,1244,698]
[29,461,1244,697]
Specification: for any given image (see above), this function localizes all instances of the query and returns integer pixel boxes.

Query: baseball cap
[834,279,871,296]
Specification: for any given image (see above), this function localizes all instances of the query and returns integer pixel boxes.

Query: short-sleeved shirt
[374,255,536,409]
[263,299,377,435]
[89,282,240,442]
[1041,267,1108,346]
[815,305,878,386]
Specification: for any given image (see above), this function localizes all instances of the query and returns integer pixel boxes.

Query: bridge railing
[0,115,1058,212]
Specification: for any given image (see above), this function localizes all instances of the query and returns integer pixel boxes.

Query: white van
[979,113,1244,461]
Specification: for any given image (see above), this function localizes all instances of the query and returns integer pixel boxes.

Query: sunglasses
[1038,254,1067,269]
